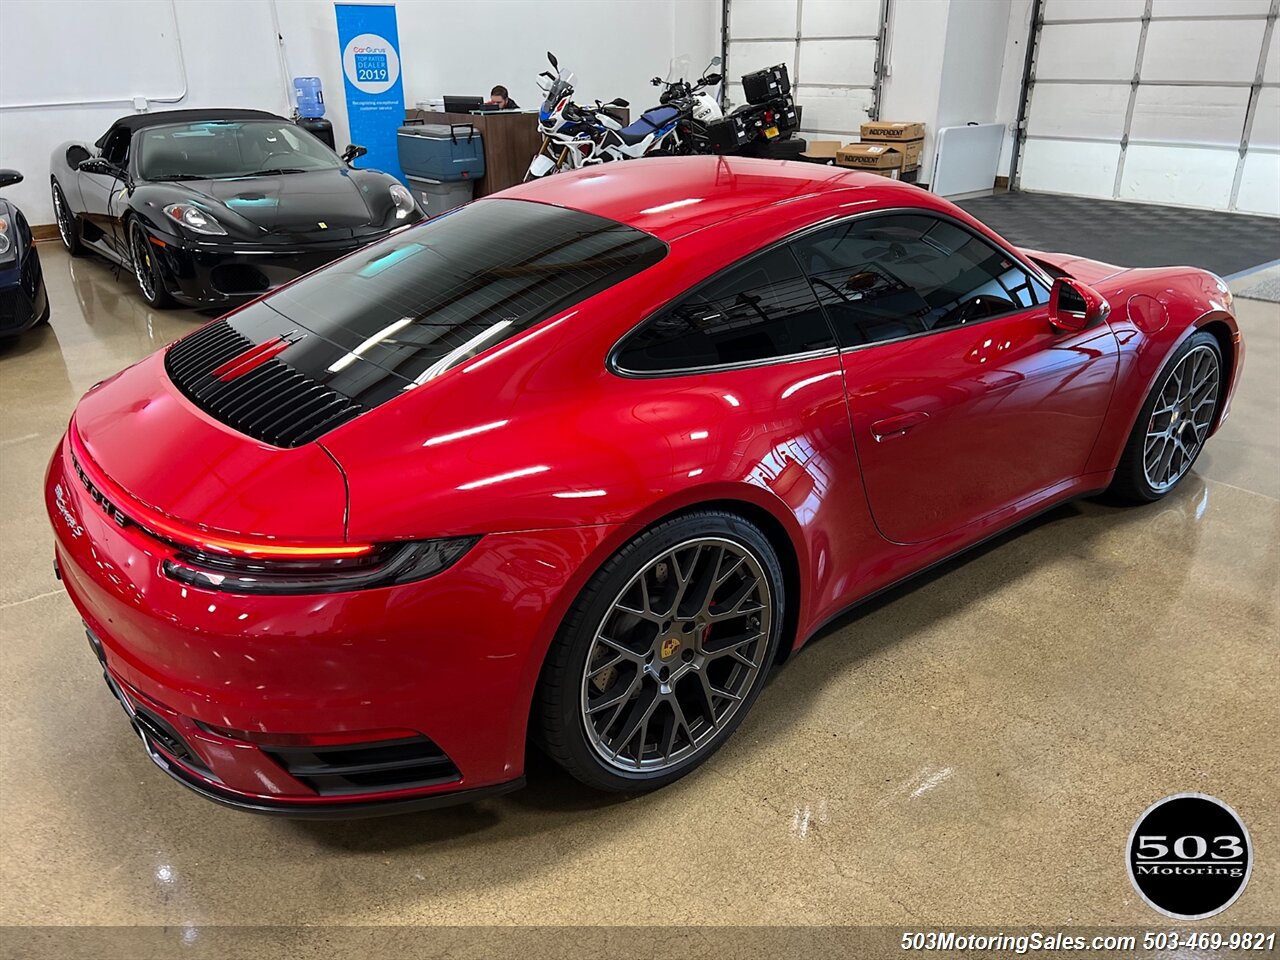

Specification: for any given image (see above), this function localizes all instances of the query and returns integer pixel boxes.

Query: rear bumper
[46,431,621,815]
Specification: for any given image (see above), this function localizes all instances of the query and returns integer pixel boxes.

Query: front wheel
[1109,331,1223,502]
[127,220,176,309]
[535,511,785,793]
[50,179,84,256]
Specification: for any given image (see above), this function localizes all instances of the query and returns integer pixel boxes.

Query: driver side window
[789,214,1049,348]
[100,129,130,168]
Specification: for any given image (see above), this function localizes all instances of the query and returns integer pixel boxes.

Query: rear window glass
[261,198,666,385]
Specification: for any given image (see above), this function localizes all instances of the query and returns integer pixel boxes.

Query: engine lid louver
[165,319,363,448]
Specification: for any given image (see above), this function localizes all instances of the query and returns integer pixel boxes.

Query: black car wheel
[1109,331,1223,503]
[50,179,84,256]
[535,510,784,793]
[128,220,176,309]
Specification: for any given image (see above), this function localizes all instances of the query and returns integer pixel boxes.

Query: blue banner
[335,3,405,183]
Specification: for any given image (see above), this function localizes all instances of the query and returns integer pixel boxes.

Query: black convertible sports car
[0,169,51,337]
[49,109,422,308]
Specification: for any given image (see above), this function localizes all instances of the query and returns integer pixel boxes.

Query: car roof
[496,155,929,241]
[96,109,287,148]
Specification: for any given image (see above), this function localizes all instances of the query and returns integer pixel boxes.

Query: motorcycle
[526,53,637,179]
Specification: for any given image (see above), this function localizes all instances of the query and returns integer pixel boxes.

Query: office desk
[405,110,541,196]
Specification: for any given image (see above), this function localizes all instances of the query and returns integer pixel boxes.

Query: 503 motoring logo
[1127,793,1254,920]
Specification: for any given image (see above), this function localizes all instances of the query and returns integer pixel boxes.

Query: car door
[790,212,1119,545]
[76,129,131,259]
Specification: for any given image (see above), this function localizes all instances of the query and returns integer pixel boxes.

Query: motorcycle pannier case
[706,115,750,153]
[742,63,791,105]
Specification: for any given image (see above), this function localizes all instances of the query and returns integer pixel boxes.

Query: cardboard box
[835,142,904,172]
[859,121,925,141]
[800,140,842,162]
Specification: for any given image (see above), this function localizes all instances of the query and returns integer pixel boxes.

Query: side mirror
[0,169,22,188]
[78,157,116,175]
[547,51,558,69]
[341,144,368,164]
[610,98,629,108]
[1049,277,1109,332]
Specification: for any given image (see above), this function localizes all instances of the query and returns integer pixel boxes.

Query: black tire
[1108,330,1223,503]
[534,510,785,793]
[50,179,85,256]
[127,219,176,309]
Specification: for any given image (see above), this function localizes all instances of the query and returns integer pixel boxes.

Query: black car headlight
[163,203,228,236]
[389,183,416,220]
[0,215,14,263]
[161,536,480,595]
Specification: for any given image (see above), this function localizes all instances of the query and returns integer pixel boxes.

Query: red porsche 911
[46,156,1242,816]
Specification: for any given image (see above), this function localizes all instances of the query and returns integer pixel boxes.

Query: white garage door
[1017,0,1280,215]
[723,0,890,142]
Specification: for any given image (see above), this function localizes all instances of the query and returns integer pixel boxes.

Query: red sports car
[45,157,1242,816]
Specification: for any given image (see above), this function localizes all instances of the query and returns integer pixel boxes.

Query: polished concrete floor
[1,246,1277,945]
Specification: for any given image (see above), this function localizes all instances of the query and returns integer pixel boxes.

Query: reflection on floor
[958,192,1280,278]
[1,246,1277,949]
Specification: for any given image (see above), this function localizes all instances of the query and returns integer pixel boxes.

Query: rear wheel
[1109,331,1222,502]
[50,179,84,256]
[535,511,784,793]
[127,219,176,309]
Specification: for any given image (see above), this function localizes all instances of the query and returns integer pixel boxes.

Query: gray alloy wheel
[128,220,174,308]
[535,510,784,793]
[1142,344,1221,494]
[580,536,772,773]
[50,180,83,255]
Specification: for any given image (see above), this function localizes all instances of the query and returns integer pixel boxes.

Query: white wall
[0,0,720,223]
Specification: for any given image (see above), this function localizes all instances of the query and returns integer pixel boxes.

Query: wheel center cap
[659,636,681,661]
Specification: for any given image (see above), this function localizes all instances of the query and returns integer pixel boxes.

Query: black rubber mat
[958,192,1280,278]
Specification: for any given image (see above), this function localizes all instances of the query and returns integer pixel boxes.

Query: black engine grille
[264,736,461,796]
[164,319,362,447]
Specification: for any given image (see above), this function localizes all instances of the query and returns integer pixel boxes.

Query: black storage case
[705,115,750,153]
[742,63,791,105]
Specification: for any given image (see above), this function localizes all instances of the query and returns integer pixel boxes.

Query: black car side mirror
[0,169,23,188]
[78,157,117,176]
[341,144,368,165]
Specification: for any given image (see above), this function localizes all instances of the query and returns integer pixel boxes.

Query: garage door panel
[1020,140,1121,197]
[1035,22,1141,81]
[1142,20,1263,84]
[1118,144,1237,209]
[1042,0,1146,20]
[1130,85,1250,146]
[1152,0,1272,15]
[799,0,881,38]
[1025,83,1129,140]
[1236,151,1280,216]
[796,87,875,133]
[799,39,878,86]
[729,0,798,39]
[728,40,796,79]
[1250,88,1280,150]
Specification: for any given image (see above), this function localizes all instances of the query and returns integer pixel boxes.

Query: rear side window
[613,246,835,373]
[790,214,1049,348]
[262,198,666,384]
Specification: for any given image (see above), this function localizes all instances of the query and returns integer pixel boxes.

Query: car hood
[70,352,349,542]
[156,169,390,240]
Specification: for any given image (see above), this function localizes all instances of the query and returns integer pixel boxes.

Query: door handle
[870,411,929,441]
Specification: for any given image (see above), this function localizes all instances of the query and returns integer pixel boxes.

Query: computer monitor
[443,95,485,113]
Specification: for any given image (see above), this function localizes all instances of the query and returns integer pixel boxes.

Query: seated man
[486,85,519,110]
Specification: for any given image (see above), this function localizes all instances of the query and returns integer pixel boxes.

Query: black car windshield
[136,120,343,181]
[242,198,666,389]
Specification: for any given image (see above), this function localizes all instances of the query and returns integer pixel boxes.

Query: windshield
[540,68,576,115]
[137,120,343,181]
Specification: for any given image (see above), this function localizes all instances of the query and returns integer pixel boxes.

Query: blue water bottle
[293,77,325,119]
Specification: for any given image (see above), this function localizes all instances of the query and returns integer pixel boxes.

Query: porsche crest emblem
[660,637,681,661]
